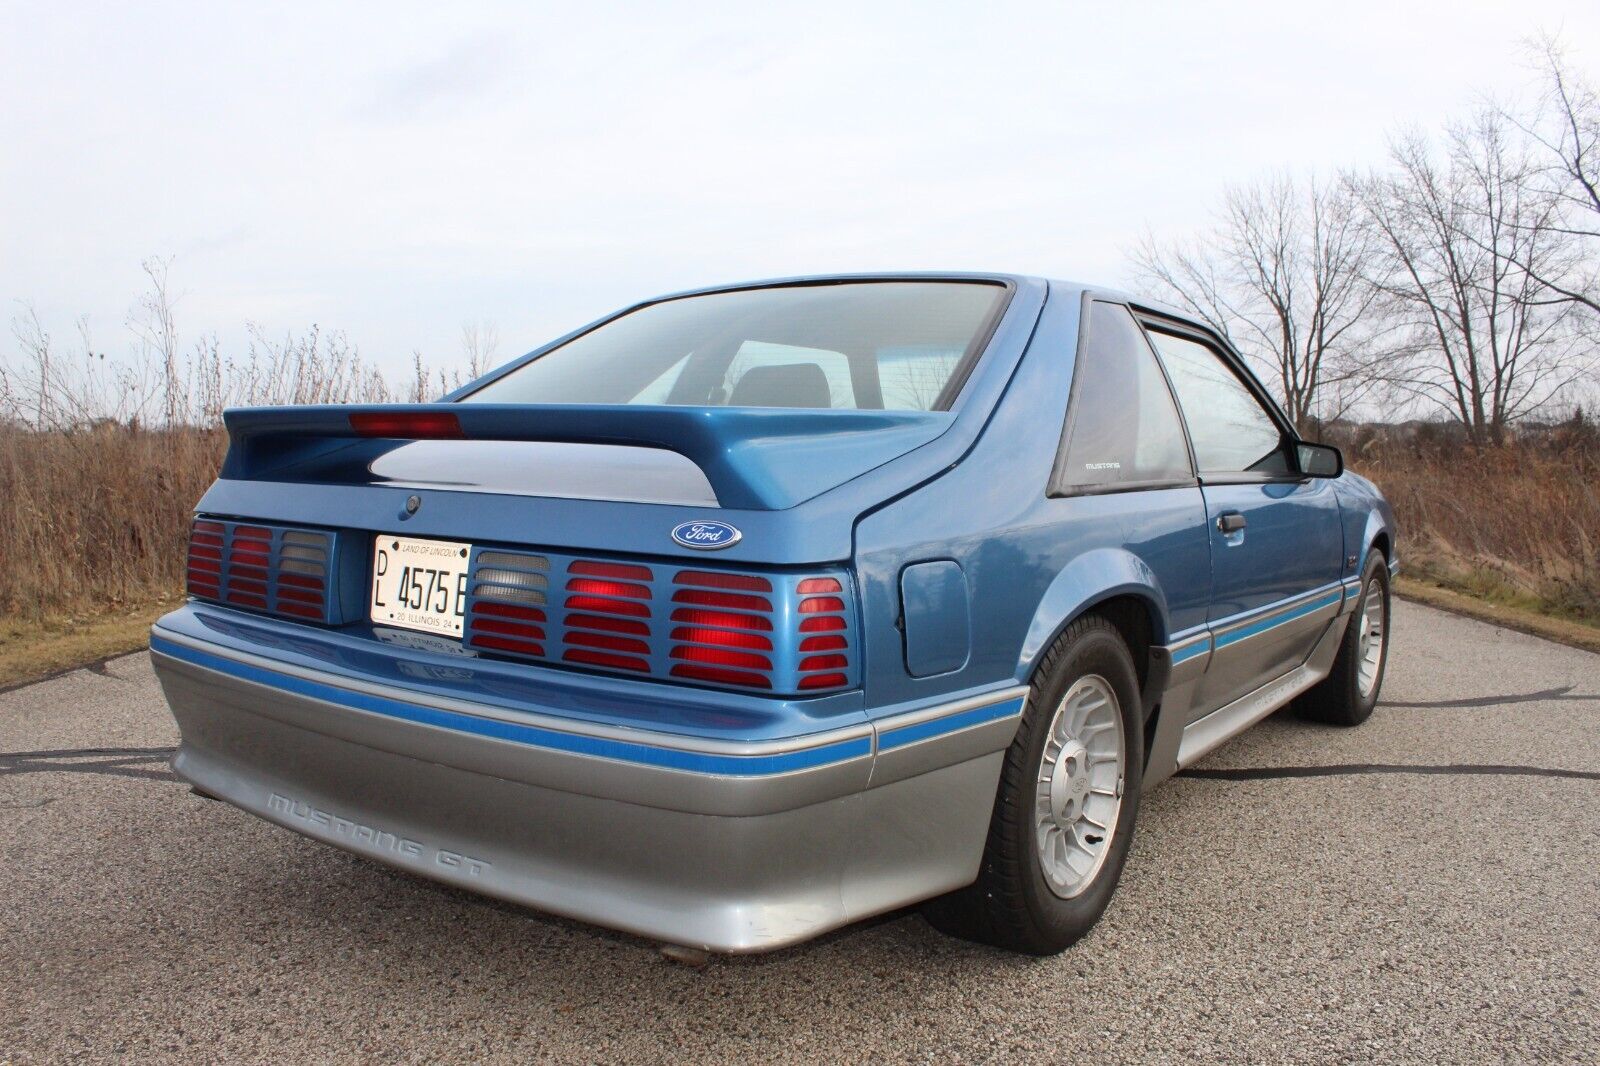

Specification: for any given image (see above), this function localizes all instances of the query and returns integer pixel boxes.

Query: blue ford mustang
[151,274,1397,954]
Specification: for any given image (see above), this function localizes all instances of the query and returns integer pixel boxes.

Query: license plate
[370,536,473,638]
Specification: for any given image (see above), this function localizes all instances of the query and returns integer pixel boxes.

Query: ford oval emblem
[671,520,742,550]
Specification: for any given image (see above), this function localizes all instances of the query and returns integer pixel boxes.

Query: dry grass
[0,424,224,620]
[1345,427,1600,625]
[0,597,181,689]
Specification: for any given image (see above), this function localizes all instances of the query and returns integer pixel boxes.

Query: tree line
[1132,39,1598,445]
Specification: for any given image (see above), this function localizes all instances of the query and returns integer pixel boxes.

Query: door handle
[1216,513,1246,534]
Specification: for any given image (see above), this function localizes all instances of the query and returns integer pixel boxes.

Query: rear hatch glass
[461,281,1008,412]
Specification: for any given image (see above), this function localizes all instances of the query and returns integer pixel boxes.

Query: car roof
[638,272,1206,332]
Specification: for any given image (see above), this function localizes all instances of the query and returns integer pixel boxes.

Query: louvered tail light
[562,560,654,673]
[461,549,856,695]
[669,570,776,689]
[185,517,339,624]
[465,551,550,658]
[792,576,851,691]
[185,520,225,600]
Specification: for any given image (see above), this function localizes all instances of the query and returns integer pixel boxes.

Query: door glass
[1147,331,1288,474]
[1057,303,1192,491]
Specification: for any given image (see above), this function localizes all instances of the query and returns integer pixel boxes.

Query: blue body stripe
[1169,639,1210,665]
[879,697,1025,751]
[1214,589,1343,650]
[151,636,870,776]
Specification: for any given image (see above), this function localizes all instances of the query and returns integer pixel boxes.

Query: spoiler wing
[220,403,954,511]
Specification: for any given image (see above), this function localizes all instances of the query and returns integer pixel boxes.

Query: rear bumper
[151,626,1025,952]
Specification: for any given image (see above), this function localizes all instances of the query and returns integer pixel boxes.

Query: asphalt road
[3,600,1597,1064]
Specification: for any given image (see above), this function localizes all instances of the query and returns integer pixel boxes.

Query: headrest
[728,362,832,408]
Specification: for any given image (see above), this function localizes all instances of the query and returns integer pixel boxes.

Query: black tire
[1296,552,1390,727]
[922,614,1144,955]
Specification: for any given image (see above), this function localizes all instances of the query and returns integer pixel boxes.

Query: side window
[1145,331,1289,474]
[1055,302,1193,493]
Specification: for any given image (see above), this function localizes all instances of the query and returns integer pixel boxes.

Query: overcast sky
[4,0,1598,379]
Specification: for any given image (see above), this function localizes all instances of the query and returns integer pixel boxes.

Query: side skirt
[1172,611,1350,770]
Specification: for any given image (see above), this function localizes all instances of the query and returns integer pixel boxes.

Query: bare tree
[1132,173,1383,431]
[1355,110,1583,444]
[1505,37,1600,321]
[460,320,500,381]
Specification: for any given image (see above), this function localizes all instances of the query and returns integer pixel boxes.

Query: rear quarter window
[1054,302,1193,494]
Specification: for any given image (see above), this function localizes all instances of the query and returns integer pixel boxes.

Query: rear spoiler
[220,403,953,511]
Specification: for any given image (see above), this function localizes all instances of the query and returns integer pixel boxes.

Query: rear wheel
[1297,551,1390,726]
[922,614,1143,954]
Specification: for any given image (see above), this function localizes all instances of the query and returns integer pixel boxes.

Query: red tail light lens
[564,595,650,616]
[671,645,772,671]
[186,520,224,599]
[186,519,331,623]
[670,663,774,688]
[671,588,771,612]
[566,613,649,635]
[570,560,653,581]
[566,630,650,654]
[666,571,851,693]
[675,570,772,592]
[671,627,773,650]
[473,601,544,622]
[564,648,651,672]
[791,575,851,693]
[670,608,772,631]
[561,559,655,673]
[462,551,853,695]
[798,596,846,613]
[473,617,548,641]
[567,578,652,600]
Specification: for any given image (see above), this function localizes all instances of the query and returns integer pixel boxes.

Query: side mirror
[1296,441,1343,478]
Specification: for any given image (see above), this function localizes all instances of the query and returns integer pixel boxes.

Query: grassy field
[0,420,1595,688]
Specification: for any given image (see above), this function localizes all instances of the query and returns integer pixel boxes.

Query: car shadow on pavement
[0,745,176,783]
[1381,684,1597,708]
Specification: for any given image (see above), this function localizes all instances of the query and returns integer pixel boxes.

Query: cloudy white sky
[4,0,1598,379]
